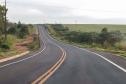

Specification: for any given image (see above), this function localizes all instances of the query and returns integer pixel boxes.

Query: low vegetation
[0,3,40,59]
[64,24,126,33]
[0,22,39,58]
[47,24,126,57]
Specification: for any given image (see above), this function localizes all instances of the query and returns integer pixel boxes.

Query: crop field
[64,24,126,33]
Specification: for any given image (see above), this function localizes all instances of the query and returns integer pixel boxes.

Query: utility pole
[4,0,7,41]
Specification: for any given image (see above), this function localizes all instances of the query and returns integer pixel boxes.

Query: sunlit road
[0,25,126,84]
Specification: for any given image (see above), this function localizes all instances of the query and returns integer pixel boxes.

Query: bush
[115,41,126,50]
[6,35,17,46]
[0,36,3,45]
[98,28,123,47]
[16,22,29,38]
[18,25,29,38]
[0,43,10,50]
[8,26,16,35]
[51,24,69,32]
[50,25,124,48]
[108,31,123,46]
[28,36,40,50]
[98,28,109,45]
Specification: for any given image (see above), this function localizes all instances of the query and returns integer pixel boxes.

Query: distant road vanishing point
[0,25,126,84]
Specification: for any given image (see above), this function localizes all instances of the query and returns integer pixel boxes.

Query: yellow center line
[32,46,66,84]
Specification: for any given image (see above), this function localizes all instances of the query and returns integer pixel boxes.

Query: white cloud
[5,0,126,23]
[72,9,126,19]
[28,9,43,15]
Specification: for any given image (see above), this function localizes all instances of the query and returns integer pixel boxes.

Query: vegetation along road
[0,25,125,84]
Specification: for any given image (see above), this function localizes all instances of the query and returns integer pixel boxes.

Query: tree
[0,5,5,45]
[16,22,29,38]
[8,26,16,34]
[98,28,109,45]
[101,27,108,33]
[0,30,2,45]
[0,4,8,41]
[108,31,123,46]
[98,28,123,47]
[0,5,5,33]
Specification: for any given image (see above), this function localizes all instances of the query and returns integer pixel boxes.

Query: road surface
[0,25,126,84]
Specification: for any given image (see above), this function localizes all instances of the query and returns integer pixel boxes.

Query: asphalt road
[0,25,126,84]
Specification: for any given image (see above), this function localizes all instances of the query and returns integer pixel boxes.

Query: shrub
[51,24,69,32]
[8,26,16,35]
[28,36,40,50]
[50,25,124,48]
[98,28,123,47]
[16,22,29,38]
[115,41,126,50]
[108,31,123,46]
[98,28,109,45]
[0,43,10,50]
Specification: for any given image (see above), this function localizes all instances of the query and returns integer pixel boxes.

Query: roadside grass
[28,35,40,51]
[0,25,40,58]
[47,24,126,58]
[28,25,38,35]
[64,24,126,33]
[75,43,126,58]
[6,35,22,47]
[27,25,40,51]
[0,35,24,58]
[115,41,126,50]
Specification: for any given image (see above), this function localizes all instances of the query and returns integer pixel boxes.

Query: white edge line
[0,28,46,69]
[32,26,67,84]
[79,48,126,73]
[0,45,46,69]
[47,28,126,73]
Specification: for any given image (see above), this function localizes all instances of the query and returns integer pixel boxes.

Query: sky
[1,0,126,24]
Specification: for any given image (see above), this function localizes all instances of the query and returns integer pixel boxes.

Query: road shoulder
[0,51,30,63]
[87,48,126,69]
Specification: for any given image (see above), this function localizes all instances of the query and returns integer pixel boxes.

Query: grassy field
[64,24,126,33]
[47,24,126,58]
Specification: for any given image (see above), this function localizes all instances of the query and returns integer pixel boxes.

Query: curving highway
[0,25,126,84]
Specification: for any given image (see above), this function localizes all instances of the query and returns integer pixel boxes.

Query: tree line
[0,4,29,50]
[0,5,6,40]
[50,24,124,48]
[0,21,29,50]
[8,21,29,38]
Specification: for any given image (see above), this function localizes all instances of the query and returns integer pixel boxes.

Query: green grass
[64,24,126,33]
[28,25,38,35]
[0,35,23,57]
[47,24,126,58]
[0,25,40,58]
[27,25,40,51]
[6,35,22,47]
